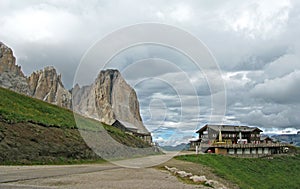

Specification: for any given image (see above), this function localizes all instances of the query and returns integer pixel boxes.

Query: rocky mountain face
[0,41,150,136]
[28,67,72,109]
[0,42,23,77]
[0,42,72,109]
[72,69,150,134]
[0,42,31,95]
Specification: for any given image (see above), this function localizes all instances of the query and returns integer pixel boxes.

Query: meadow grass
[176,154,300,189]
[0,87,76,128]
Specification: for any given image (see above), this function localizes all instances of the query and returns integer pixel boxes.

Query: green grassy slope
[0,87,76,127]
[0,87,150,147]
[0,87,154,164]
[176,154,300,189]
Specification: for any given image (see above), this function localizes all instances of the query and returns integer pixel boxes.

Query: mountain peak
[0,42,30,95]
[73,69,150,135]
[28,66,71,109]
[100,69,120,74]
[0,42,25,77]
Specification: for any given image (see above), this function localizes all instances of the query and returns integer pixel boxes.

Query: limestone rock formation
[0,42,24,77]
[73,69,150,135]
[0,42,31,95]
[28,66,72,109]
[0,41,150,139]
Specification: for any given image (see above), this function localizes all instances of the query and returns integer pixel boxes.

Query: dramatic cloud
[0,0,299,145]
[251,70,300,104]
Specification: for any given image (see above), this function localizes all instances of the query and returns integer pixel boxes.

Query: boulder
[175,170,193,178]
[205,179,228,189]
[190,175,207,183]
[165,166,179,173]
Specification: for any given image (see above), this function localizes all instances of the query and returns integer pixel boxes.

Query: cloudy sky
[1,0,299,146]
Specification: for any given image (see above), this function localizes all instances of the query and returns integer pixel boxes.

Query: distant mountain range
[160,143,190,151]
[271,134,300,146]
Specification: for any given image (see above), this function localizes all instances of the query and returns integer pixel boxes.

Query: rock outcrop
[27,66,72,109]
[0,42,31,95]
[0,42,150,139]
[0,42,24,77]
[0,42,72,109]
[73,69,150,135]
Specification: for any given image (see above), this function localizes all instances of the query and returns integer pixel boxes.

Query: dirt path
[0,152,235,189]
[0,163,208,189]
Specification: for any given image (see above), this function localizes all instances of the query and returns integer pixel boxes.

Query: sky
[0,0,299,146]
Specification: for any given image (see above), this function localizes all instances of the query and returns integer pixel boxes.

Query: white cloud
[1,4,81,43]
[222,0,292,39]
[169,4,193,22]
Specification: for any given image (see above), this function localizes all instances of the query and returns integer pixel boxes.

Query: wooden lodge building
[112,120,152,144]
[190,124,290,157]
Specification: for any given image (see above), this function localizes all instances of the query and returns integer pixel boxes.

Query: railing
[211,143,290,148]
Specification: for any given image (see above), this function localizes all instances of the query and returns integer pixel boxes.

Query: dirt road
[0,153,209,189]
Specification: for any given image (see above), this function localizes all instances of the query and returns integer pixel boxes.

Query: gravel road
[0,153,209,189]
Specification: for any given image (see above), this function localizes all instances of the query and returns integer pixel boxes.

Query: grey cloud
[264,54,300,78]
[122,59,180,81]
[239,104,300,129]
[251,71,300,104]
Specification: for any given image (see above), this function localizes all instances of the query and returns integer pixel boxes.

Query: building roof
[117,120,138,131]
[196,124,262,133]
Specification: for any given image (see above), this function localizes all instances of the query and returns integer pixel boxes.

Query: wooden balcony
[211,142,289,149]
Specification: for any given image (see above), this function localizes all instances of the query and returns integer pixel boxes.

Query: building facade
[196,124,262,145]
[190,124,289,157]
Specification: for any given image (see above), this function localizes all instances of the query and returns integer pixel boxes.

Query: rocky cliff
[73,69,150,134]
[28,67,72,109]
[0,42,31,95]
[0,41,149,136]
[0,42,23,77]
[0,42,72,109]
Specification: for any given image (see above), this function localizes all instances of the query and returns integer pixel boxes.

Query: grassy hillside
[0,86,75,127]
[0,87,153,164]
[176,154,300,189]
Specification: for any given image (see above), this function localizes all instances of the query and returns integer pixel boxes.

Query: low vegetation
[176,154,300,189]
